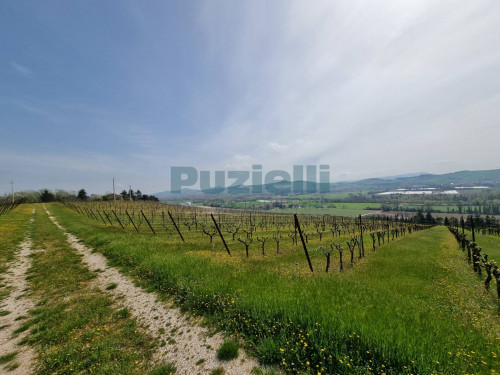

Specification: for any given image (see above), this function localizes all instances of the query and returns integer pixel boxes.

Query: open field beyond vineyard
[1,202,499,374]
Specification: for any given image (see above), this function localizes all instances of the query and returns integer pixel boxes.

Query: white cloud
[2,1,499,194]
[193,0,500,180]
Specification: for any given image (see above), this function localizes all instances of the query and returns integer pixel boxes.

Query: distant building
[102,193,124,201]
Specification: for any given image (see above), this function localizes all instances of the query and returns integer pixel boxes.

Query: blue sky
[1,0,499,195]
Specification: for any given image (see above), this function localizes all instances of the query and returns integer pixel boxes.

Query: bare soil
[0,235,36,374]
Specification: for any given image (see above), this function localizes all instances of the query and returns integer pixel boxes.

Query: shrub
[216,340,239,361]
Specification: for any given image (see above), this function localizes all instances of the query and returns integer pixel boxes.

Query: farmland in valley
[1,200,499,374]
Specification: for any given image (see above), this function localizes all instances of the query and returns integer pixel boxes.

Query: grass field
[0,205,33,305]
[463,229,500,262]
[271,206,379,217]
[0,205,179,374]
[44,202,500,374]
[398,205,470,213]
[475,235,500,262]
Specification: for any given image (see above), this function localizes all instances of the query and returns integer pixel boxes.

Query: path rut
[43,206,259,374]
[0,214,36,374]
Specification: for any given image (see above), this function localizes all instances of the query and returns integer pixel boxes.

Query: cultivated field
[1,202,499,374]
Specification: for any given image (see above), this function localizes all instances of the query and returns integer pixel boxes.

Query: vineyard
[63,201,430,274]
[38,201,498,375]
[448,218,500,298]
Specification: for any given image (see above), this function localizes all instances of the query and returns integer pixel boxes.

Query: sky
[1,0,499,195]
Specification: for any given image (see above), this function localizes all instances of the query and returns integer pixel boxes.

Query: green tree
[414,209,424,224]
[77,189,88,201]
[40,189,55,202]
[425,210,435,224]
[135,190,142,200]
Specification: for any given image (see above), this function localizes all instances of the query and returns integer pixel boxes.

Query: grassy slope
[23,205,167,374]
[476,234,500,262]
[474,235,500,263]
[49,203,500,374]
[462,230,500,262]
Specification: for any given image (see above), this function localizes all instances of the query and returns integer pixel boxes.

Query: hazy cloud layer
[0,1,499,193]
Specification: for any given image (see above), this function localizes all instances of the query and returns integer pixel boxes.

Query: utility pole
[113,178,116,204]
[129,185,132,201]
[10,180,14,203]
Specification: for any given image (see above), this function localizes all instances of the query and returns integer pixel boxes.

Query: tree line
[0,188,159,203]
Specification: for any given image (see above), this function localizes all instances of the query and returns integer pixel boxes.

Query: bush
[216,340,239,361]
[148,363,177,375]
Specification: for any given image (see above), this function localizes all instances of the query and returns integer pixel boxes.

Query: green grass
[210,368,225,375]
[195,358,206,365]
[48,203,500,374]
[106,282,118,290]
[0,204,33,304]
[24,204,157,374]
[0,351,17,364]
[472,233,500,262]
[461,229,500,263]
[271,206,379,216]
[251,367,280,375]
[216,340,239,361]
[329,202,381,209]
[5,362,20,371]
[147,363,177,375]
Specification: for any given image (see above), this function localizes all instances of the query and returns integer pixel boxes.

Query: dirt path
[362,210,382,217]
[43,206,260,375]
[0,214,36,374]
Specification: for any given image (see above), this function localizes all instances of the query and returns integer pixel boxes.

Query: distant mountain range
[377,172,429,180]
[155,169,500,198]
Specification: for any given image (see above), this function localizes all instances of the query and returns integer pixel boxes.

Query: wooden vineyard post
[141,210,156,235]
[96,210,107,225]
[168,211,185,242]
[90,209,100,221]
[84,207,92,219]
[211,213,231,256]
[359,215,364,257]
[294,214,314,273]
[470,215,476,242]
[125,210,139,232]
[102,210,114,226]
[112,211,125,229]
